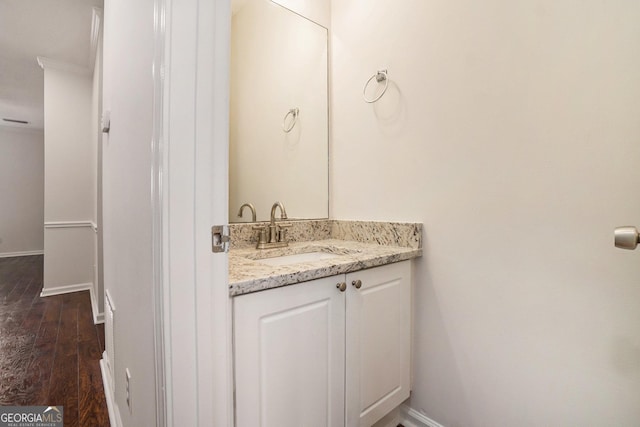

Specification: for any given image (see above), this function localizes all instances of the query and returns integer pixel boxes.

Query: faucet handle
[252,225,268,246]
[277,223,292,243]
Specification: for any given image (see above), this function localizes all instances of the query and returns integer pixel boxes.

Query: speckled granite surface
[229,219,421,249]
[229,219,331,249]
[229,220,422,296]
[331,220,421,249]
[229,239,421,296]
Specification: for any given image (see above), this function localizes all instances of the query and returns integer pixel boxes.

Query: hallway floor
[0,255,109,426]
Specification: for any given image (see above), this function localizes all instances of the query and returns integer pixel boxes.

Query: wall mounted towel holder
[282,107,299,132]
[363,69,389,103]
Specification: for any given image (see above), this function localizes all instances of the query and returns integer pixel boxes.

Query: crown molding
[36,56,91,76]
[89,7,103,71]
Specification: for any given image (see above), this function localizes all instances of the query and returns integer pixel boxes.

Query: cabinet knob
[614,226,640,250]
[352,279,362,289]
[336,282,347,292]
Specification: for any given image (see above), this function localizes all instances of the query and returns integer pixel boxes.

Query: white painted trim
[400,405,446,427]
[89,7,103,70]
[90,285,105,324]
[151,1,167,426]
[105,289,115,312]
[0,250,44,258]
[36,56,91,76]
[44,221,98,232]
[161,0,232,424]
[40,282,92,298]
[100,355,122,427]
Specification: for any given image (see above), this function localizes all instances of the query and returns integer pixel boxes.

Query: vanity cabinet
[233,260,412,427]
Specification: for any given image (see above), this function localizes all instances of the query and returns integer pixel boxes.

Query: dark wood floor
[0,255,109,426]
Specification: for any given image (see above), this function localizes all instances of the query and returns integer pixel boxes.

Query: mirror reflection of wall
[229,0,329,223]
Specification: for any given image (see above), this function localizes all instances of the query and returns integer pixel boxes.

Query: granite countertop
[229,238,422,296]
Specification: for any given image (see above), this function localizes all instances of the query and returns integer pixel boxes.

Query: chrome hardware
[352,279,362,289]
[336,282,347,292]
[614,226,640,250]
[255,202,290,249]
[252,226,268,248]
[278,223,291,243]
[237,203,257,222]
[270,202,288,228]
[268,201,287,243]
[283,108,299,133]
[363,69,389,103]
[211,225,230,253]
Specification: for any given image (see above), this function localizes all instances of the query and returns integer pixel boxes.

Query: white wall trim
[40,282,92,298]
[44,221,98,232]
[89,7,103,70]
[90,285,105,324]
[100,355,122,427]
[0,250,44,258]
[161,0,232,424]
[151,2,167,426]
[36,56,91,76]
[400,405,445,427]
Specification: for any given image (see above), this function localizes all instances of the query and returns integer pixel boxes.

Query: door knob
[336,282,347,292]
[614,226,640,250]
[352,279,362,289]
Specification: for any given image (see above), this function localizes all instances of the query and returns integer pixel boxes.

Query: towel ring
[282,108,299,133]
[363,69,388,103]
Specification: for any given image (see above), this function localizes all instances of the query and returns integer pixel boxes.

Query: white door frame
[154,0,233,425]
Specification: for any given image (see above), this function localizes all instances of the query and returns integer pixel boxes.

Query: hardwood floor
[0,255,109,426]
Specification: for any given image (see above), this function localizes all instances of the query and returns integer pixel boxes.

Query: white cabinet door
[234,276,346,427]
[345,261,412,427]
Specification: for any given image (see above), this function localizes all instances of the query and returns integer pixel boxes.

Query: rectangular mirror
[229,0,329,222]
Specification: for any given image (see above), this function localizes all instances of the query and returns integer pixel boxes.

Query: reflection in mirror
[229,0,329,222]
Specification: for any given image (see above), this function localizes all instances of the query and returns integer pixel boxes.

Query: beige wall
[0,127,44,256]
[330,1,640,425]
[273,0,330,28]
[43,67,94,222]
[41,63,96,290]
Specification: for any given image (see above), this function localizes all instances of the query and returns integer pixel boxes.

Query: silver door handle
[614,226,640,250]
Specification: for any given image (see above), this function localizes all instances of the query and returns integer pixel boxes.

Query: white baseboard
[44,220,97,232]
[400,405,445,427]
[0,250,44,258]
[90,286,105,324]
[40,282,93,297]
[100,355,122,427]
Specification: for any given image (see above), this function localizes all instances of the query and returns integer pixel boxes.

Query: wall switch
[125,368,132,413]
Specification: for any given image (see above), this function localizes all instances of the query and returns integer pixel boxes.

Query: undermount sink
[256,251,339,266]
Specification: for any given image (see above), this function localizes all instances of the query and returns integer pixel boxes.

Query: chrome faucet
[254,201,290,249]
[269,201,288,243]
[237,203,257,222]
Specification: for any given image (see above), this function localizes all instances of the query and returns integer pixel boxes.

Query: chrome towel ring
[282,107,299,133]
[363,69,388,103]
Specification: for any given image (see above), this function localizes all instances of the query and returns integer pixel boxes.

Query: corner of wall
[400,404,445,427]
